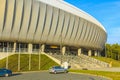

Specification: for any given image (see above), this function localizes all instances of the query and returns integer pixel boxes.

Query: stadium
[0,0,107,57]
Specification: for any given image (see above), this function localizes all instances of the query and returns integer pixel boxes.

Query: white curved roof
[0,0,107,50]
[37,0,106,32]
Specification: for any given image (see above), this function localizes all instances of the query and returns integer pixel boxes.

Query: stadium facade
[0,0,107,56]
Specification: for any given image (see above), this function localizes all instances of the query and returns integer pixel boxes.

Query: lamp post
[38,44,41,70]
[6,42,9,69]
[29,51,31,70]
[105,43,107,57]
[28,43,32,70]
[60,33,63,65]
[18,43,21,71]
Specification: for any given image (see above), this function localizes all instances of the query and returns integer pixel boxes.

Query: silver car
[49,66,68,74]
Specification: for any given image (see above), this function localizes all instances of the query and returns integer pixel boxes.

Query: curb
[70,72,112,80]
[13,70,48,74]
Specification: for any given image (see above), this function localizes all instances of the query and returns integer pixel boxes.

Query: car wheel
[64,70,68,73]
[5,73,9,77]
[54,71,57,74]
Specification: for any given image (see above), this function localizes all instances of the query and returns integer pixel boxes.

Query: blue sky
[64,0,120,44]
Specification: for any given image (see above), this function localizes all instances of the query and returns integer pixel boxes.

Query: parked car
[49,66,68,74]
[0,68,12,77]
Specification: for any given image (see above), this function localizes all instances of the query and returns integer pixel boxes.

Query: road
[0,71,109,80]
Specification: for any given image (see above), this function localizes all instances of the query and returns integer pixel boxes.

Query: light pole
[28,44,32,71]
[6,42,9,69]
[18,43,21,71]
[38,44,41,70]
[60,33,63,65]
[60,31,63,65]
[29,52,31,70]
[105,43,107,57]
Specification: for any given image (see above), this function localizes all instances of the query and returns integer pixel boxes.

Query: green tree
[105,43,120,60]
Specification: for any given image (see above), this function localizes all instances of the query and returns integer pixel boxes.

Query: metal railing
[0,47,42,71]
[48,52,109,69]
[80,54,109,67]
[0,47,40,53]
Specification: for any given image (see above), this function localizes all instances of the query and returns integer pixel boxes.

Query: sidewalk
[89,67,120,72]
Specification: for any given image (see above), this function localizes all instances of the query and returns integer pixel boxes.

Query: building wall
[0,0,107,50]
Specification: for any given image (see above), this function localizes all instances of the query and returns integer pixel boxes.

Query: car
[0,68,12,77]
[49,66,68,74]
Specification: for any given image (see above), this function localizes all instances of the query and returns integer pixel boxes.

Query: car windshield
[0,68,5,70]
[54,66,63,69]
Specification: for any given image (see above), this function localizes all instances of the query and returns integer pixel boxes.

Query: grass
[1,54,120,80]
[0,54,59,72]
[92,56,120,67]
[70,69,120,80]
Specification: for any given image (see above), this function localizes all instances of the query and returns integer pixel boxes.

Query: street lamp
[60,33,63,65]
[38,44,41,70]
[6,42,9,69]
[18,43,21,71]
[105,43,107,57]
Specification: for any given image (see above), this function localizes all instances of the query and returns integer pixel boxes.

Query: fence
[0,47,41,71]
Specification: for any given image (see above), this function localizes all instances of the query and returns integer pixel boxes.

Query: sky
[64,0,120,44]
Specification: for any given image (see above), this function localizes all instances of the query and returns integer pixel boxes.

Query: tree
[105,43,120,61]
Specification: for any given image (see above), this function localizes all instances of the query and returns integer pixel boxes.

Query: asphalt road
[0,71,109,80]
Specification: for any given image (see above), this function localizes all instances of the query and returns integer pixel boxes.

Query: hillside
[0,54,59,72]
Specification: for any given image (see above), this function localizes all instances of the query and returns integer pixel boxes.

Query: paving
[0,71,109,80]
[89,67,120,72]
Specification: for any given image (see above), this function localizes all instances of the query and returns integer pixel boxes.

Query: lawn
[70,69,120,80]
[0,54,59,72]
[92,56,120,67]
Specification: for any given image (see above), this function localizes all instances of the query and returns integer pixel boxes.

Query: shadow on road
[11,73,22,77]
[0,73,22,77]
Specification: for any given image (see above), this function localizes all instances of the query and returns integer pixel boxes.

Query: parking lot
[0,71,109,80]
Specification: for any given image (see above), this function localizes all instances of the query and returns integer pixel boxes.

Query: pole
[28,43,32,70]
[29,52,31,70]
[60,33,63,65]
[18,43,20,71]
[39,48,41,70]
[6,42,9,69]
[105,43,107,57]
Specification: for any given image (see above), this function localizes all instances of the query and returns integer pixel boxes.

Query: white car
[49,66,68,74]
